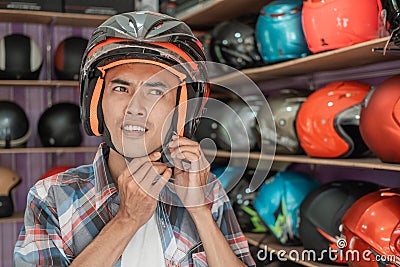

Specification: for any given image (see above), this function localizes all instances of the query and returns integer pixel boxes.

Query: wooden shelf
[211,37,400,84]
[203,149,400,172]
[0,211,24,223]
[0,80,78,87]
[245,233,338,267]
[0,9,109,27]
[0,147,98,154]
[176,0,272,27]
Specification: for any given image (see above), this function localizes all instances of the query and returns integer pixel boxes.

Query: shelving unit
[0,9,109,26]
[0,80,78,87]
[0,211,24,223]
[245,233,337,267]
[0,147,97,154]
[211,37,400,84]
[203,150,400,172]
[176,0,272,27]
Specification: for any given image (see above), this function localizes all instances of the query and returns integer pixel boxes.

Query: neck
[107,148,127,187]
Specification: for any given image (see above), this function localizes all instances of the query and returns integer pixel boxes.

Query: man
[14,11,256,267]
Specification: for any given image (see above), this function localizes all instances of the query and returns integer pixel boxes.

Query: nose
[126,94,147,117]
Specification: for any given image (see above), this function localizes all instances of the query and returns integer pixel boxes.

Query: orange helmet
[296,81,371,158]
[341,188,400,267]
[302,0,380,53]
[359,75,400,163]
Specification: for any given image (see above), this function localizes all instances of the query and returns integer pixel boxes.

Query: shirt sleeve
[208,176,256,267]
[14,187,70,267]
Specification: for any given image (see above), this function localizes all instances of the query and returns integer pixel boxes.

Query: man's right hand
[115,151,171,230]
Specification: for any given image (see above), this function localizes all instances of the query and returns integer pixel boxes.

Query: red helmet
[341,188,400,267]
[302,0,380,53]
[359,75,400,163]
[39,166,74,180]
[296,81,371,158]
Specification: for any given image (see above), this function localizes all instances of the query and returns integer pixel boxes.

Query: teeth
[123,125,146,132]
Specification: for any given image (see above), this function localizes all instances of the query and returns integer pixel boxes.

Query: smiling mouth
[122,124,148,136]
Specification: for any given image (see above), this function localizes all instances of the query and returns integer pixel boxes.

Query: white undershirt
[121,212,165,267]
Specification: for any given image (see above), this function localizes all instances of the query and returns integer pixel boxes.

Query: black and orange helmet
[79,11,209,151]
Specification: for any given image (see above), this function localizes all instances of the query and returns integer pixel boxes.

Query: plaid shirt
[14,143,256,267]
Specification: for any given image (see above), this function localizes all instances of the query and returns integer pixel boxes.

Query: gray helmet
[79,11,209,152]
[210,20,263,70]
[257,89,309,154]
[217,96,264,151]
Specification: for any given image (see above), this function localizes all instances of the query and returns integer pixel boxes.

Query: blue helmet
[254,170,318,245]
[255,0,311,63]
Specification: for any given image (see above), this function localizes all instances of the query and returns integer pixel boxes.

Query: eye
[149,89,164,95]
[113,86,128,93]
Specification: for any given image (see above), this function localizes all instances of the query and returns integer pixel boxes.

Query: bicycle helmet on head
[80,11,209,154]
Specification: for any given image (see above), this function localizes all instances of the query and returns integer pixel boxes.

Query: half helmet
[0,100,31,148]
[302,0,380,53]
[216,96,264,151]
[0,166,21,218]
[38,103,82,147]
[257,89,310,155]
[254,170,319,245]
[226,169,268,233]
[80,11,209,153]
[256,0,311,63]
[341,188,400,267]
[296,81,371,158]
[54,36,88,80]
[300,180,381,264]
[210,20,263,70]
[360,75,400,163]
[0,33,43,79]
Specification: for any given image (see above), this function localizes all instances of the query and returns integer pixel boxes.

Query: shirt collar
[94,142,118,209]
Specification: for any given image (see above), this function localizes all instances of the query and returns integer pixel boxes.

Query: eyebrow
[143,81,168,90]
[110,78,132,86]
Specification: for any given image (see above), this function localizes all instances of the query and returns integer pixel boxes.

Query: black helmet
[381,0,400,45]
[0,33,43,80]
[228,169,268,233]
[80,11,209,153]
[38,103,82,147]
[210,20,263,70]
[0,166,21,218]
[0,100,31,148]
[299,180,381,264]
[54,36,88,80]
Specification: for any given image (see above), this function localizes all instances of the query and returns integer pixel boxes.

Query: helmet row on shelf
[194,75,400,163]
[0,101,82,148]
[216,168,400,267]
[203,0,400,70]
[0,34,88,80]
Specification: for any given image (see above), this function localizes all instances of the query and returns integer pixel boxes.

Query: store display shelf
[0,80,78,87]
[204,149,400,172]
[0,9,109,27]
[0,211,24,224]
[0,147,98,154]
[245,233,338,267]
[175,0,272,27]
[211,37,399,84]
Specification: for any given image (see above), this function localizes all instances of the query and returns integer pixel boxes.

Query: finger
[168,136,199,148]
[124,152,161,177]
[132,162,155,184]
[152,168,172,192]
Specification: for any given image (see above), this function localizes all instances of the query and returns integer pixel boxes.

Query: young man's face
[102,63,179,158]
